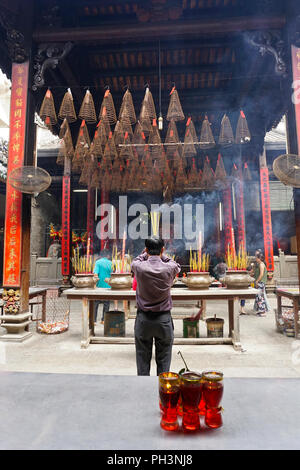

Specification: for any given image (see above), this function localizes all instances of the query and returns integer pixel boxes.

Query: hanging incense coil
[73,122,90,170]
[91,130,104,158]
[99,88,117,125]
[201,157,215,190]
[56,140,67,166]
[219,114,234,145]
[133,121,147,158]
[231,163,239,179]
[119,89,136,125]
[120,110,134,137]
[96,119,109,152]
[58,89,77,123]
[166,86,185,122]
[214,153,227,187]
[236,110,251,144]
[151,165,162,192]
[103,132,118,161]
[243,162,252,181]
[183,125,197,157]
[119,132,134,160]
[174,160,187,191]
[186,159,200,189]
[90,167,101,189]
[39,89,57,125]
[165,120,182,157]
[186,117,198,142]
[139,102,152,136]
[199,116,215,149]
[142,87,157,121]
[79,158,95,186]
[149,120,163,159]
[78,89,97,123]
[59,119,74,158]
[114,120,125,148]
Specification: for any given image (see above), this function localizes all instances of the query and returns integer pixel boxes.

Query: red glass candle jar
[180,371,202,432]
[159,372,180,431]
[202,371,224,429]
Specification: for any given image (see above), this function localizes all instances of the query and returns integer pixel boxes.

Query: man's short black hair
[145,237,165,256]
[100,249,110,258]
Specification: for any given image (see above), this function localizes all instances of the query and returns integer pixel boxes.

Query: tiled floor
[0,295,299,377]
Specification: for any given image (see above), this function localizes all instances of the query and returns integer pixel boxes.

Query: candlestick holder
[202,371,224,429]
[159,372,180,431]
[180,371,202,432]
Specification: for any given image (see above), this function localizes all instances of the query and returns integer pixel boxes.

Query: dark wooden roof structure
[0,0,299,162]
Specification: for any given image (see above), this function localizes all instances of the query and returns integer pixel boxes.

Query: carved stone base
[0,312,32,342]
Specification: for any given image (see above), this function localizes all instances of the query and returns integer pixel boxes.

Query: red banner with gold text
[260,167,274,271]
[292,46,300,150]
[3,62,29,287]
[223,185,233,253]
[62,176,71,276]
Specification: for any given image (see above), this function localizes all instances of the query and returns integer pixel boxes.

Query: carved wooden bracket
[32,42,73,91]
[246,31,287,77]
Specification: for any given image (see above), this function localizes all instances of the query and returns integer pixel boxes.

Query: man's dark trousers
[134,310,174,376]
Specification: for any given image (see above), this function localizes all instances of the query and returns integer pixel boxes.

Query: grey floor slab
[0,371,299,450]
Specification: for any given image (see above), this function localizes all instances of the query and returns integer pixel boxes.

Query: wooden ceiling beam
[89,64,233,79]
[33,15,285,44]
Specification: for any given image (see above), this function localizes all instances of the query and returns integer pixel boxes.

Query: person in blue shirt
[93,250,112,323]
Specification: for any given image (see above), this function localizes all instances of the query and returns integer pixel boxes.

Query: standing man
[131,237,181,376]
[93,250,112,324]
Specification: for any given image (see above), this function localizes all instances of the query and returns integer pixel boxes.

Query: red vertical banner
[292,46,300,150]
[3,62,29,287]
[100,189,109,250]
[235,170,246,250]
[87,186,95,254]
[260,167,274,271]
[223,185,233,253]
[62,176,71,276]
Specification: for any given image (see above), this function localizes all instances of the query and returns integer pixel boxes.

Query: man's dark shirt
[131,253,181,312]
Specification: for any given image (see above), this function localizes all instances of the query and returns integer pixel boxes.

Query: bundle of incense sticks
[225,238,248,270]
[72,245,96,274]
[189,247,210,272]
[150,211,161,237]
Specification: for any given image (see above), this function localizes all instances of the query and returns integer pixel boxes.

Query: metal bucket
[206,316,224,338]
[104,310,125,337]
[183,319,199,338]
